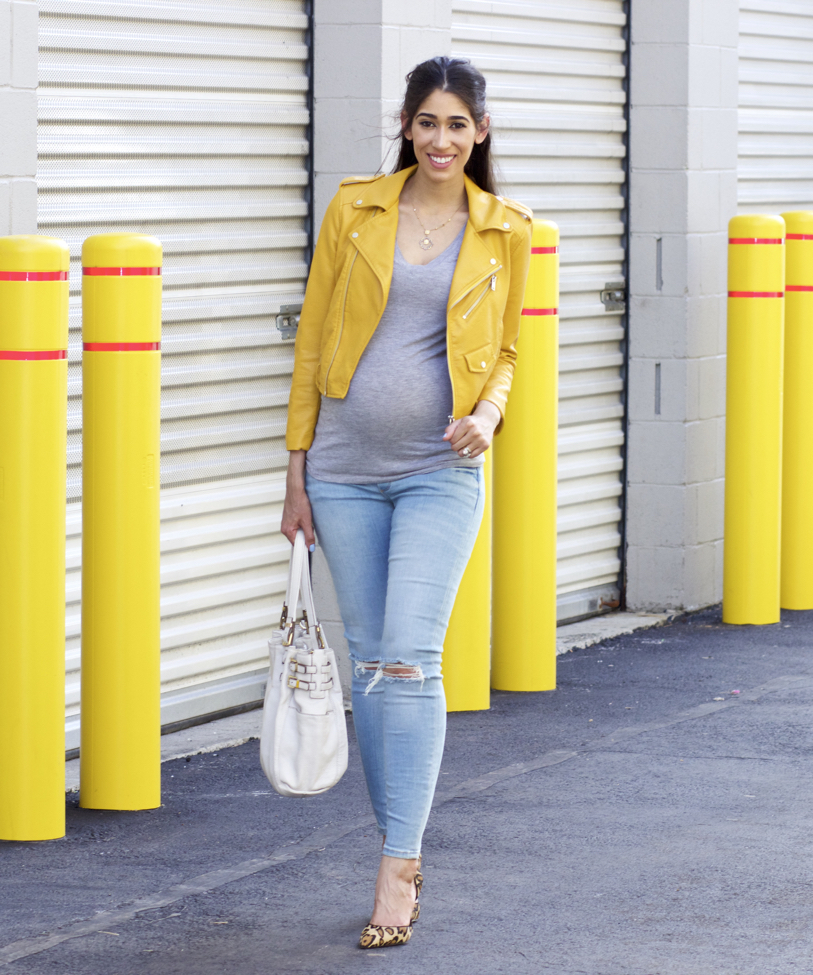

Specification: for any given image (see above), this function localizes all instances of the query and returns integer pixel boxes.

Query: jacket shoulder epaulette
[340,173,385,187]
[498,195,533,222]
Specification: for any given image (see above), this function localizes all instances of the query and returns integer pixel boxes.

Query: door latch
[600,282,626,312]
[275,303,301,341]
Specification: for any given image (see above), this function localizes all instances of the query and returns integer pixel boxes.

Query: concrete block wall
[0,0,37,234]
[626,0,739,612]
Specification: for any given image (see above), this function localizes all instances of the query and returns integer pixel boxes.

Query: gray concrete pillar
[626,0,740,611]
[0,0,38,234]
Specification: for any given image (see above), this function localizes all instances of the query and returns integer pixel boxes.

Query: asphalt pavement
[3,605,813,975]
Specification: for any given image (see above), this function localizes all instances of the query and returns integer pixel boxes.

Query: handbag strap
[281,530,326,650]
[297,541,322,640]
[279,530,307,629]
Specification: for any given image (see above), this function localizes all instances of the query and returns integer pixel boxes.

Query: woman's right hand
[281,450,316,549]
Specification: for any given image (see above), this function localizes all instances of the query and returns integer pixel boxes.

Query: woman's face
[403,88,489,185]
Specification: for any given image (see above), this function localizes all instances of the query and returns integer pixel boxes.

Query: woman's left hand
[443,400,501,459]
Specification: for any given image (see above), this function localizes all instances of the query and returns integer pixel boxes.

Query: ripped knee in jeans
[354,660,425,692]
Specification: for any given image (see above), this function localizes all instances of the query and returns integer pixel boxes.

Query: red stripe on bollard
[786,285,813,292]
[786,234,813,241]
[83,342,161,351]
[531,246,559,254]
[521,307,558,315]
[728,291,784,298]
[83,267,161,276]
[728,238,784,245]
[0,349,67,360]
[0,271,68,281]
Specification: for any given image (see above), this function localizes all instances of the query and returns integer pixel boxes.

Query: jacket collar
[358,165,508,233]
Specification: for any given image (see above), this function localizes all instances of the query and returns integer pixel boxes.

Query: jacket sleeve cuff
[285,432,315,451]
[285,395,319,451]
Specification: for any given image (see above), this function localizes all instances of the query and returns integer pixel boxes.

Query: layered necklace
[411,200,464,251]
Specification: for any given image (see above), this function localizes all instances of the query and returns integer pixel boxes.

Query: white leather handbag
[260,530,348,797]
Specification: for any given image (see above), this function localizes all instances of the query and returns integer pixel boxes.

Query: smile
[428,154,454,165]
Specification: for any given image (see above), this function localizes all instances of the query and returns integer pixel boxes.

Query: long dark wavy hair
[392,56,497,196]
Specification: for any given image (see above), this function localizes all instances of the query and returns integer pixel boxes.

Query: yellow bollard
[443,451,492,712]
[780,212,813,609]
[0,236,69,841]
[492,220,559,691]
[723,214,785,625]
[81,234,162,810]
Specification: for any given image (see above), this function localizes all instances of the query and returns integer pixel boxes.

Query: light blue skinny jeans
[306,466,484,859]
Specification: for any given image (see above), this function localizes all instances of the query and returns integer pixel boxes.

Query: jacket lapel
[448,176,506,308]
[350,209,398,293]
[345,167,413,295]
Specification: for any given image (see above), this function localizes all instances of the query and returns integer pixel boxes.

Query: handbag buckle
[279,602,289,629]
[287,674,334,696]
[290,660,316,675]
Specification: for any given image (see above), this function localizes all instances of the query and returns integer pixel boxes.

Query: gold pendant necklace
[412,202,462,251]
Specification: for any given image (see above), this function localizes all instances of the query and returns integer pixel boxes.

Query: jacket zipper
[451,265,503,312]
[324,250,358,389]
[462,275,497,320]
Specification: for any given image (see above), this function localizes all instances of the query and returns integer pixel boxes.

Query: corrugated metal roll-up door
[452,0,628,622]
[37,0,311,750]
[739,0,813,213]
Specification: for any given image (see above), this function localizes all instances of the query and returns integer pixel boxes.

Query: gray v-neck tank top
[306,224,482,483]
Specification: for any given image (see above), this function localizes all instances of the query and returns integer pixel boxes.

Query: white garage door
[738,0,813,213]
[37,0,311,750]
[452,0,628,622]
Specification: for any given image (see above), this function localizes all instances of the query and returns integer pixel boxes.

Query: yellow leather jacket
[286,165,533,450]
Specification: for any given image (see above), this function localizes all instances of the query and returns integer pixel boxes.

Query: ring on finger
[461,446,472,458]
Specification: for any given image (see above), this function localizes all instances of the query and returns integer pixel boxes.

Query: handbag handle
[279,529,306,629]
[280,530,325,649]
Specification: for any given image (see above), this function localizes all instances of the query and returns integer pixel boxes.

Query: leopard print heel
[359,923,413,948]
[411,871,423,923]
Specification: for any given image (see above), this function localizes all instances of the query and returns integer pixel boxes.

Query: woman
[281,56,532,948]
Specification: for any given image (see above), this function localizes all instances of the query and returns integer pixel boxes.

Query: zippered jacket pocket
[452,264,503,311]
[462,275,498,320]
